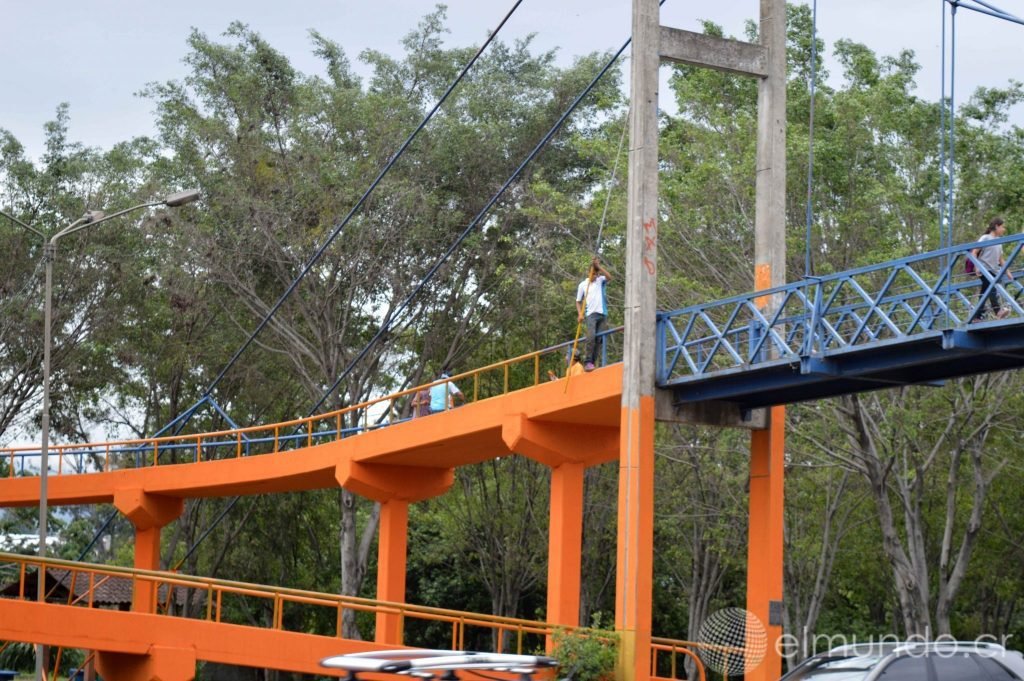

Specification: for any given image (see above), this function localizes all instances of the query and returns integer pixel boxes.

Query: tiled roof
[1,569,201,607]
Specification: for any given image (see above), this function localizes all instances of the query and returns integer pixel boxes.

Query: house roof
[0,568,200,607]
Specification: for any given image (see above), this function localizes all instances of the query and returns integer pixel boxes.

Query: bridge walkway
[0,553,703,681]
[659,234,1024,407]
[0,337,624,508]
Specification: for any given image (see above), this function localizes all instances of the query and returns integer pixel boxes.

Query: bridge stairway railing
[2,328,624,479]
[0,551,550,653]
[658,234,1024,384]
[0,552,715,681]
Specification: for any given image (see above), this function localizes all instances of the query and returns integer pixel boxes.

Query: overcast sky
[1,1,1023,162]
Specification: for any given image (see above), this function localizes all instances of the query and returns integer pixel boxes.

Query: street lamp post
[1,188,199,681]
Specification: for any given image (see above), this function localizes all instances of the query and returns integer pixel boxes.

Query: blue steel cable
[804,0,819,277]
[143,0,670,566]
[950,1,958,251]
[940,0,949,253]
[307,3,667,416]
[941,0,951,322]
[75,510,118,561]
[957,0,1024,25]
[172,496,243,570]
[122,0,529,565]
[201,0,526,401]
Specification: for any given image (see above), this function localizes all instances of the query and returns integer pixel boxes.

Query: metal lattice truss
[659,234,1024,388]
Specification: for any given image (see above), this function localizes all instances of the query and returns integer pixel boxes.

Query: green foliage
[3,2,1024,661]
[550,615,618,681]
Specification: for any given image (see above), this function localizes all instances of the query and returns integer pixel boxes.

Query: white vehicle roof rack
[321,650,560,680]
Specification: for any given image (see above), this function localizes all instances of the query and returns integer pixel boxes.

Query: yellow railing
[0,552,552,652]
[1,328,623,478]
[652,635,756,681]
[0,553,716,678]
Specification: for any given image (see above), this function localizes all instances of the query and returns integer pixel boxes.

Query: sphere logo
[696,608,768,676]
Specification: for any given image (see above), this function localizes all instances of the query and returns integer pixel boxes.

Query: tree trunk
[339,489,381,639]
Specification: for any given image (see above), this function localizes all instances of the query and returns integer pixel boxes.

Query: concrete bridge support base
[96,646,197,681]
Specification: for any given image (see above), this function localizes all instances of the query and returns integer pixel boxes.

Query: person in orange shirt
[548,350,585,380]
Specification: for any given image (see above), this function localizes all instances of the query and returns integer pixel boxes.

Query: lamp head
[163,189,201,207]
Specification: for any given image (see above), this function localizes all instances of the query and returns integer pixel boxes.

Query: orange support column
[746,405,784,681]
[335,461,454,646]
[113,489,183,613]
[501,412,617,644]
[376,499,409,645]
[134,525,162,607]
[617,0,659,675]
[547,462,584,630]
[616,398,656,681]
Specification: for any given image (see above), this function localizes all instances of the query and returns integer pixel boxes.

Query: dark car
[781,642,1024,681]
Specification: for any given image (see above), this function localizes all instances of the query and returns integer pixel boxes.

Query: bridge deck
[659,234,1024,408]
[0,366,621,507]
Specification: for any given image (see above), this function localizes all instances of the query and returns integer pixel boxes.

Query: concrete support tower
[616,1,787,680]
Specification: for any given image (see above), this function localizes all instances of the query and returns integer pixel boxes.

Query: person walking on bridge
[971,217,1014,322]
[576,257,612,371]
[429,370,465,413]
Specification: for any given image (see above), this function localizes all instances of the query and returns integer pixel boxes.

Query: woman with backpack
[970,217,1014,322]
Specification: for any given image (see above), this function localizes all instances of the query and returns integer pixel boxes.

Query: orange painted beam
[546,462,584,632]
[0,598,392,677]
[616,397,656,681]
[502,415,618,468]
[746,405,784,681]
[113,489,184,531]
[96,646,197,681]
[335,462,453,503]
[0,368,622,509]
[375,499,409,645]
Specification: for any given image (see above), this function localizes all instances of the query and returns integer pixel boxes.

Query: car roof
[828,641,1007,656]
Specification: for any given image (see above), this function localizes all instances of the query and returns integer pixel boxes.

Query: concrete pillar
[748,1,787,680]
[754,0,787,291]
[375,499,409,645]
[113,489,183,614]
[617,0,660,680]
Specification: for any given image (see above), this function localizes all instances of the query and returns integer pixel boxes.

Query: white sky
[2,1,1024,162]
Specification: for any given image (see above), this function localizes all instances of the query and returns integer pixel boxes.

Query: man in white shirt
[575,257,612,371]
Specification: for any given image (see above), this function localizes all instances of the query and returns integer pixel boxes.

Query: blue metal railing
[658,234,1024,384]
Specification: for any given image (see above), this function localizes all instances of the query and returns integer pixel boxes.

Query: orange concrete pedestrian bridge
[0,336,712,681]
[8,0,1024,679]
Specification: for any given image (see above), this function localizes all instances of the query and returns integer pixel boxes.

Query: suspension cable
[804,0,819,277]
[153,0,663,569]
[76,0,526,562]
[596,114,629,253]
[308,18,652,416]
[940,0,949,252]
[949,2,958,251]
[201,0,527,401]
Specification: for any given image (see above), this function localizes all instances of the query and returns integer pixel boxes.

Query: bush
[550,614,619,681]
